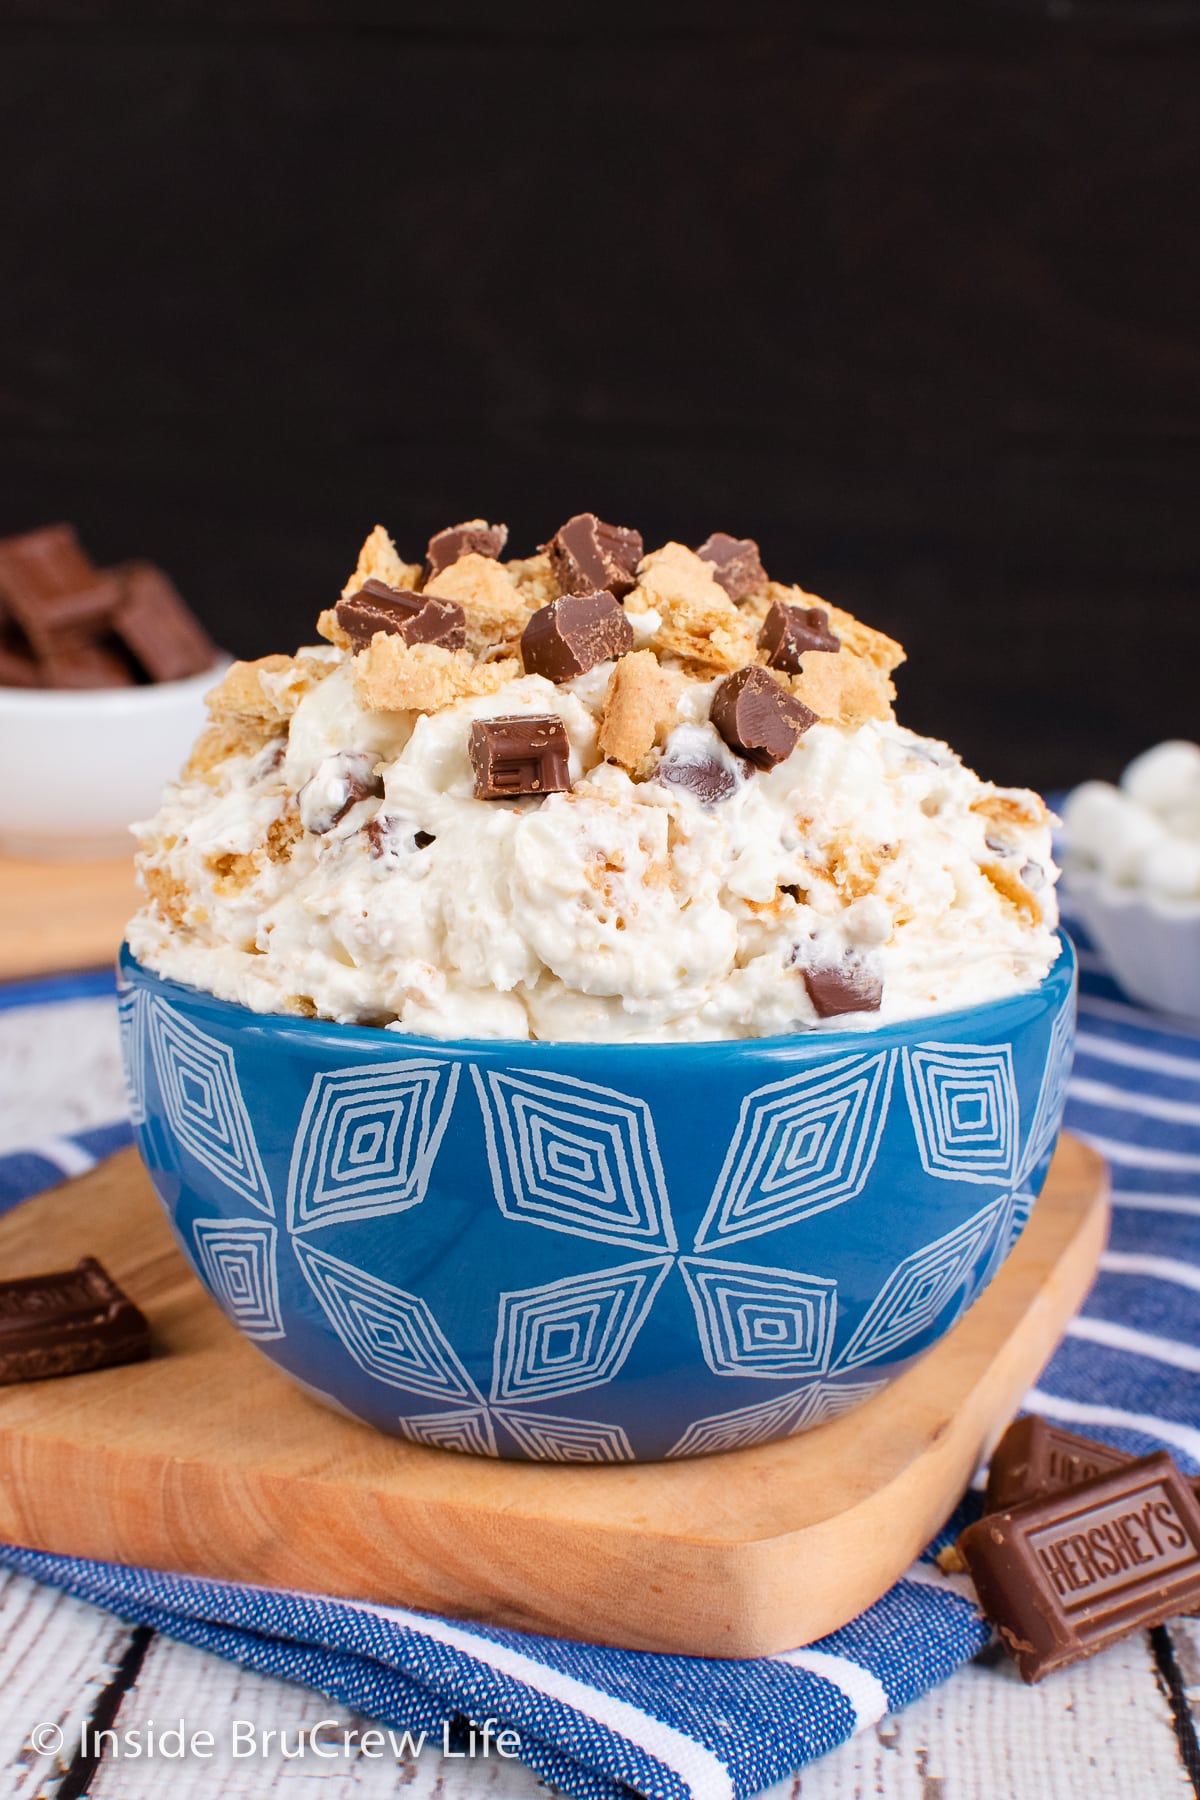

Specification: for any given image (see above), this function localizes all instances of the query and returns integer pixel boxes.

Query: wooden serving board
[0,855,138,980]
[0,1137,1109,1658]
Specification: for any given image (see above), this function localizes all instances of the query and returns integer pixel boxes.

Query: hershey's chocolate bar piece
[544,513,642,600]
[401,598,467,650]
[112,562,217,683]
[336,580,425,648]
[695,532,767,601]
[0,1256,150,1384]
[957,1452,1200,1683]
[41,635,137,690]
[800,957,883,1018]
[337,581,466,653]
[521,590,634,682]
[469,714,571,800]
[710,665,818,770]
[426,519,508,578]
[11,573,123,663]
[758,600,841,673]
[0,523,99,610]
[986,1416,1139,1514]
[986,1416,1200,1514]
[656,752,738,806]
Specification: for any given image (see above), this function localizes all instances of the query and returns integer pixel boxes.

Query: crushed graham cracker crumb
[788,649,897,728]
[182,717,278,784]
[206,653,334,723]
[341,525,423,600]
[353,635,520,713]
[425,552,537,655]
[598,650,683,775]
[630,543,759,672]
[506,551,559,611]
[972,791,1049,832]
[981,860,1043,925]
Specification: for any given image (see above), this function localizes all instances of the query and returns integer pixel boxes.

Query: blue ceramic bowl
[118,937,1077,1463]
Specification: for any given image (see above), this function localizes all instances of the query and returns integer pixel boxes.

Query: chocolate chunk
[469,715,572,800]
[799,956,883,1018]
[0,523,99,610]
[426,519,508,579]
[521,590,634,682]
[986,1416,1200,1514]
[336,580,425,647]
[9,573,123,665]
[957,1452,1200,1683]
[111,562,217,683]
[400,598,467,651]
[0,1256,150,1385]
[42,635,138,690]
[544,513,643,600]
[695,532,767,601]
[301,752,385,834]
[337,581,466,654]
[710,665,818,770]
[657,752,738,805]
[758,601,841,674]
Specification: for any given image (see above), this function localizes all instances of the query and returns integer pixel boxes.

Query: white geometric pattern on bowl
[131,963,1076,1460]
[490,1258,673,1403]
[191,1218,284,1340]
[833,1192,1011,1372]
[147,1000,271,1213]
[693,1051,896,1251]
[287,1058,459,1233]
[679,1257,838,1379]
[472,1067,676,1252]
[903,1044,1020,1185]
[293,1239,482,1405]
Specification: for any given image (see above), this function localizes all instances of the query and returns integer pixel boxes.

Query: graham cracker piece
[755,585,906,678]
[266,803,303,864]
[598,650,683,776]
[981,859,1043,925]
[353,635,520,713]
[506,550,559,611]
[425,553,536,655]
[316,608,352,650]
[788,650,896,727]
[205,653,334,723]
[140,864,192,931]
[182,717,277,784]
[207,848,258,896]
[630,543,758,673]
[971,790,1049,832]
[823,600,905,677]
[341,525,423,601]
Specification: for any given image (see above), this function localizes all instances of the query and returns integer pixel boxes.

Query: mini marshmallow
[1121,740,1200,818]
[1062,781,1167,884]
[1143,837,1200,902]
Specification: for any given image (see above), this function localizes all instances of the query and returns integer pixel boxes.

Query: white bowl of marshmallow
[1060,740,1200,1022]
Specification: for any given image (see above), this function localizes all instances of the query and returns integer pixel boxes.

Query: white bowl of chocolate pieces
[0,523,225,859]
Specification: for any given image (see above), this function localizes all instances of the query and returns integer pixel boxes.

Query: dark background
[2,1,1197,791]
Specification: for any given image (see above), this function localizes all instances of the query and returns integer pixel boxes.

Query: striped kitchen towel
[0,918,1196,1800]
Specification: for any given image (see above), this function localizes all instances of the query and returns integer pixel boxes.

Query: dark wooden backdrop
[2,2,1197,790]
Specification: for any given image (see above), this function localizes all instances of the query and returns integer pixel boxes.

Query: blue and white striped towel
[0,916,1196,1800]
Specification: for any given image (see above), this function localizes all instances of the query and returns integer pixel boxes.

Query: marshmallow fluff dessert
[128,516,1061,1041]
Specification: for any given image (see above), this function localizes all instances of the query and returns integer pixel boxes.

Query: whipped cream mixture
[128,520,1060,1039]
